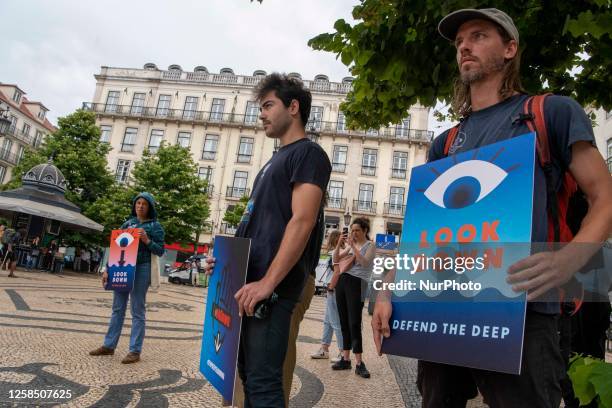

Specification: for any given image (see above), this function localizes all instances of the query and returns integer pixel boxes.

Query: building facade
[0,83,56,184]
[588,107,612,174]
[84,64,433,243]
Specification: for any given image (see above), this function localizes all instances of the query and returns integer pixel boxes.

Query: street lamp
[343,210,352,227]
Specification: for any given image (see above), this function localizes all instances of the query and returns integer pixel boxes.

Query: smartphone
[342,227,349,234]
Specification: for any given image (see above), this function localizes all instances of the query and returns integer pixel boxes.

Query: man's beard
[460,54,506,85]
[265,116,291,138]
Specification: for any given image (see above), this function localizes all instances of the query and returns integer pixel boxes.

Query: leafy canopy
[308,0,612,128]
[223,195,249,227]
[130,143,210,244]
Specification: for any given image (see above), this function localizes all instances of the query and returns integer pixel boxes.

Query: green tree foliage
[308,0,612,128]
[128,143,210,244]
[83,184,134,241]
[223,195,249,227]
[568,354,612,407]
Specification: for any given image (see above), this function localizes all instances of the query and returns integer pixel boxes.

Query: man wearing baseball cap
[372,8,612,408]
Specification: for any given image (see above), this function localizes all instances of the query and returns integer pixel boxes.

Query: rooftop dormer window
[12,90,22,104]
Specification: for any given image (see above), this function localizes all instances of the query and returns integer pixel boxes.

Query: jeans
[103,262,150,353]
[26,255,38,270]
[321,289,343,350]
[238,296,296,408]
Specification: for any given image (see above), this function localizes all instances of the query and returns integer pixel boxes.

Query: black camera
[253,292,278,320]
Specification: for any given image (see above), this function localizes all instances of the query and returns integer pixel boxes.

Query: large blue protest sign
[200,236,250,403]
[381,133,536,374]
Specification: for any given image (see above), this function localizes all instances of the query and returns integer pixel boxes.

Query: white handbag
[150,254,161,292]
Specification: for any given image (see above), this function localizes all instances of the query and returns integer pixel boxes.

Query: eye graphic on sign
[423,160,508,209]
[115,232,135,248]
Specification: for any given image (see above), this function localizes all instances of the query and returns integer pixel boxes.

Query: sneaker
[331,357,351,370]
[310,348,329,359]
[355,362,371,378]
[121,352,141,364]
[89,346,114,356]
[330,353,342,364]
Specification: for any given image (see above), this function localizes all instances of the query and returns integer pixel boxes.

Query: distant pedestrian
[81,248,90,273]
[27,236,41,270]
[73,247,82,272]
[311,229,344,363]
[4,228,23,278]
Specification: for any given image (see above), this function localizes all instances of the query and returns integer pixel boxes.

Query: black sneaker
[355,362,371,378]
[331,357,351,370]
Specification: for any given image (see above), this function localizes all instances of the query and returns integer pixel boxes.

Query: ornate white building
[83,64,433,243]
[0,82,56,184]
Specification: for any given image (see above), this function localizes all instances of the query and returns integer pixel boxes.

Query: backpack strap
[443,124,461,156]
[523,94,562,242]
[523,94,552,167]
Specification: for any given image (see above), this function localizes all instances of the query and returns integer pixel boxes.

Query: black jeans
[336,273,365,354]
[417,311,564,408]
[237,296,296,408]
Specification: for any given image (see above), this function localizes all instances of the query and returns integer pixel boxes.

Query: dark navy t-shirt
[429,94,595,313]
[236,138,331,301]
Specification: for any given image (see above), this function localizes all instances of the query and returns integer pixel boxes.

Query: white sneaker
[310,348,329,359]
[330,353,343,363]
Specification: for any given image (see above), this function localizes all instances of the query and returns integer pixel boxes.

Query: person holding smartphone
[332,217,375,378]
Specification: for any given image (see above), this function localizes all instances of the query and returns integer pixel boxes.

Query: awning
[0,196,103,232]
[324,215,340,224]
[386,222,402,233]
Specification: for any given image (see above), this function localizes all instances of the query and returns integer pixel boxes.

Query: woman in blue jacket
[89,192,165,364]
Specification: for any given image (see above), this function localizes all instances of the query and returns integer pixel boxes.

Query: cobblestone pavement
[2,270,609,408]
[0,270,405,408]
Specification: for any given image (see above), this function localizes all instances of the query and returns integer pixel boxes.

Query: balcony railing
[0,124,38,146]
[226,186,250,199]
[83,102,433,143]
[391,168,407,179]
[202,184,214,198]
[326,197,347,210]
[237,154,252,163]
[384,203,406,217]
[352,200,377,214]
[332,163,346,173]
[0,148,20,165]
[361,166,376,176]
[219,223,238,235]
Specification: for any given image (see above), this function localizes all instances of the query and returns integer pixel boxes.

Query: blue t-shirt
[236,138,332,301]
[429,94,595,313]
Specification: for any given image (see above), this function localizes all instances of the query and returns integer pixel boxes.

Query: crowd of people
[0,223,104,276]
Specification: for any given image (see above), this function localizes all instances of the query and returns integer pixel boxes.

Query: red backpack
[443,94,589,314]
